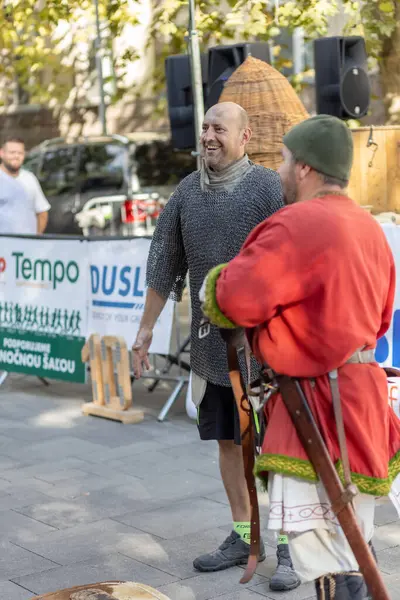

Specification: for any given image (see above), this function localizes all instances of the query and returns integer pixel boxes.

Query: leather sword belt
[328,347,376,498]
[345,348,376,364]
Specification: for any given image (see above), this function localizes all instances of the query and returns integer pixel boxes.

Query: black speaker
[314,36,371,119]
[207,42,271,108]
[165,53,208,150]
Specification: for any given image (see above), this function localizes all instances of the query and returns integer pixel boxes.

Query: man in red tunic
[200,115,400,599]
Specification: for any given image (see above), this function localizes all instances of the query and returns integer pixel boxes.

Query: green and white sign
[0,237,87,383]
[0,330,86,382]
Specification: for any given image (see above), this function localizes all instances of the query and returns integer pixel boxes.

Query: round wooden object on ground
[31,581,171,600]
[219,56,309,171]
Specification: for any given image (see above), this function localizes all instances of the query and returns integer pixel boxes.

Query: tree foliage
[1,0,399,120]
[149,0,399,117]
[0,0,140,107]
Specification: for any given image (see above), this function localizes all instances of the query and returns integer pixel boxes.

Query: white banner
[0,237,87,382]
[0,235,175,381]
[1,223,398,383]
[87,238,174,354]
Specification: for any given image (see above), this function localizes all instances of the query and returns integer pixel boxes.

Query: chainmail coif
[146,164,284,386]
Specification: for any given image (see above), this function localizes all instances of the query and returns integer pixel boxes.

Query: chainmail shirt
[146,164,284,386]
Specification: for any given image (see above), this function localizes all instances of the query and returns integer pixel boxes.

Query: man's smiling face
[200,103,251,171]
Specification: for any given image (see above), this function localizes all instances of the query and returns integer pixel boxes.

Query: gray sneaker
[193,530,266,572]
[269,544,301,591]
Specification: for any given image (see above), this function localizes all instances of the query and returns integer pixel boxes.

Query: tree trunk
[380,2,400,124]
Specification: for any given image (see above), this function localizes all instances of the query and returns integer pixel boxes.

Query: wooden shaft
[227,344,260,584]
[278,375,390,600]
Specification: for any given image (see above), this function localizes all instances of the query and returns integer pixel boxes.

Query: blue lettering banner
[377,224,400,368]
[87,238,174,355]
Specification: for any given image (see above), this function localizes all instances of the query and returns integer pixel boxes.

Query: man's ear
[242,127,252,146]
[297,162,312,181]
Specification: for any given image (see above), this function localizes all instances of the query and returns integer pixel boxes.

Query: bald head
[205,102,249,130]
[201,102,251,171]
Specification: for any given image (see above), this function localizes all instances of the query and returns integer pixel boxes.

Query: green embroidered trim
[202,264,237,329]
[254,450,400,497]
[255,453,318,483]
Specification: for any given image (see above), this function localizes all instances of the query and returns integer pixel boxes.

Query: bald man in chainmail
[132,102,300,592]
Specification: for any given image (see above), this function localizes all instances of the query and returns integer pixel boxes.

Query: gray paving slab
[0,490,56,513]
[0,475,57,496]
[0,508,56,544]
[0,476,14,494]
[373,545,400,575]
[147,439,219,460]
[203,490,231,506]
[13,518,142,565]
[112,450,221,481]
[372,520,400,551]
[207,592,276,600]
[1,459,90,484]
[1,373,400,600]
[157,568,267,600]
[4,436,107,462]
[0,580,33,600]
[129,468,224,502]
[12,553,178,595]
[0,456,21,473]
[0,541,59,580]
[13,483,164,529]
[249,580,317,599]
[117,528,230,579]
[382,573,400,597]
[114,497,232,539]
[81,440,170,463]
[374,497,399,526]
[28,471,144,500]
[117,528,275,581]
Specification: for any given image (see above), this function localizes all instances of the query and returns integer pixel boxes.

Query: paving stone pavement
[1,373,400,599]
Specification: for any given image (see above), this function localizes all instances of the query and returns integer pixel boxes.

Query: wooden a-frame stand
[81,334,144,424]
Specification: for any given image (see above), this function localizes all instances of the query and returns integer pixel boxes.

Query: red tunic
[216,194,400,495]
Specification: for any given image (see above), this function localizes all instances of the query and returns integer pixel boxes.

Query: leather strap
[227,343,260,584]
[346,349,376,364]
[328,347,376,508]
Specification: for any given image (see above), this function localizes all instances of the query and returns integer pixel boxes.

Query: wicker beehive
[219,56,309,170]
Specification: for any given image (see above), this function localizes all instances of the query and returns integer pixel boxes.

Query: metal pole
[188,0,204,170]
[94,0,107,135]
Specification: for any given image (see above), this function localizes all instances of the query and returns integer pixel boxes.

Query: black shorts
[197,381,241,445]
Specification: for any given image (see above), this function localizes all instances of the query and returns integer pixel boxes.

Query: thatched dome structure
[219,56,309,170]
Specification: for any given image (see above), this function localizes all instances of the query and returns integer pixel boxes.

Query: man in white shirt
[0,136,50,234]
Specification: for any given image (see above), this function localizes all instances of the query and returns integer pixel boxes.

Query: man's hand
[132,326,153,378]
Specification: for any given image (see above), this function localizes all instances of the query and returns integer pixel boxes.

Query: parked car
[24,133,196,235]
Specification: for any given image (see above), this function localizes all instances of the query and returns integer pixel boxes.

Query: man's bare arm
[37,211,48,234]
[132,288,167,378]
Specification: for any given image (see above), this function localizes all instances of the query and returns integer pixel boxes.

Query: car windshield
[37,147,79,196]
[78,143,125,192]
[134,141,196,187]
[23,153,41,175]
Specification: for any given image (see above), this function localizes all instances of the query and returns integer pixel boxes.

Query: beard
[282,175,297,205]
[1,159,22,175]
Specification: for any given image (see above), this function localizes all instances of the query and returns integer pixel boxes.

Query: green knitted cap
[283,114,354,182]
